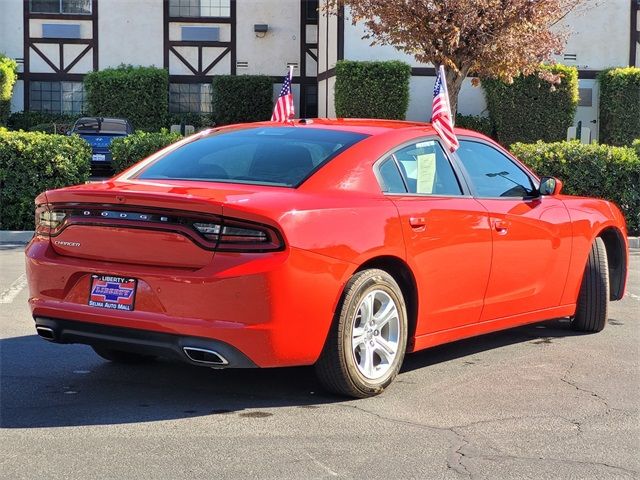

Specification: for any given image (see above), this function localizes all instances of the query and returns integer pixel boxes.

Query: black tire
[571,237,609,332]
[315,269,408,398]
[92,345,156,364]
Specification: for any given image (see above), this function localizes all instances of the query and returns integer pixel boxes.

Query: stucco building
[0,0,638,139]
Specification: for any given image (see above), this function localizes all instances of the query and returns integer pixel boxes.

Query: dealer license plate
[88,275,137,311]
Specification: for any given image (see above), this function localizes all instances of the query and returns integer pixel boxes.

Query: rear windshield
[136,127,368,187]
[74,119,128,134]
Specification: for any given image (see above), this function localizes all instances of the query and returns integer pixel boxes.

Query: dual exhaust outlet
[35,325,229,367]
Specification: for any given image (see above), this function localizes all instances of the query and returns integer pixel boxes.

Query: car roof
[217,118,485,139]
[75,117,130,124]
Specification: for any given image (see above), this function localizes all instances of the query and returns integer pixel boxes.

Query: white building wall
[0,1,23,60]
[322,1,634,122]
[236,0,300,76]
[99,0,164,69]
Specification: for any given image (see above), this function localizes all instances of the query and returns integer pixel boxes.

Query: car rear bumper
[26,236,353,368]
[34,317,257,368]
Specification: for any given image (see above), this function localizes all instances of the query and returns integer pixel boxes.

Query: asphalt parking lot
[1,244,638,480]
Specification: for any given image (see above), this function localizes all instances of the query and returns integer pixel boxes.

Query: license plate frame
[88,274,137,312]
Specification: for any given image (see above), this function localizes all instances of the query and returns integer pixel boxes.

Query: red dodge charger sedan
[26,119,628,397]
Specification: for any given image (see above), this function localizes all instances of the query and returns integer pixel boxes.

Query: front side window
[30,81,85,113]
[30,0,92,14]
[169,0,231,18]
[456,140,536,198]
[137,127,368,187]
[169,83,212,114]
[377,139,462,196]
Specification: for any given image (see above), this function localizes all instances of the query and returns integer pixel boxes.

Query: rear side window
[137,127,368,187]
[376,139,462,196]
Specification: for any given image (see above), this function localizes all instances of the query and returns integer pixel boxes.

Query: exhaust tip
[183,347,229,367]
[36,326,55,341]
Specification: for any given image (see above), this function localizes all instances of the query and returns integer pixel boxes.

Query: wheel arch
[355,256,419,345]
[596,226,627,300]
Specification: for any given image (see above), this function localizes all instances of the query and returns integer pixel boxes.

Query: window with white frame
[29,81,86,113]
[169,83,212,114]
[30,0,92,14]
[169,0,231,18]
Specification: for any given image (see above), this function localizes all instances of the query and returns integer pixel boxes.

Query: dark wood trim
[577,69,599,79]
[23,0,30,109]
[168,40,230,48]
[337,5,344,61]
[167,16,232,23]
[169,46,199,75]
[26,72,87,82]
[27,13,92,20]
[30,43,61,73]
[317,67,335,82]
[305,47,318,63]
[202,47,231,75]
[411,67,437,76]
[91,0,98,69]
[64,44,93,73]
[631,0,638,67]
[29,37,93,44]
[163,0,170,70]
[230,0,237,74]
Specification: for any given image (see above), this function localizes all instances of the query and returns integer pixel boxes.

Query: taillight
[35,204,67,236]
[193,218,283,252]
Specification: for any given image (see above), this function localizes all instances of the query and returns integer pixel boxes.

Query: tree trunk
[443,67,467,124]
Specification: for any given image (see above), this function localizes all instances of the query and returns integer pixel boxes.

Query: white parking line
[627,292,640,301]
[0,274,27,304]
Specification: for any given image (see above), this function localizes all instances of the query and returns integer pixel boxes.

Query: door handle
[494,220,510,235]
[409,217,426,231]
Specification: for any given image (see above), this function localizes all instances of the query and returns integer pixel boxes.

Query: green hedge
[0,129,91,229]
[334,60,411,119]
[84,65,168,131]
[166,112,213,130]
[598,67,640,146]
[484,65,579,146]
[456,114,495,138]
[211,75,273,125]
[511,141,640,234]
[0,55,18,126]
[111,129,182,173]
[7,111,78,133]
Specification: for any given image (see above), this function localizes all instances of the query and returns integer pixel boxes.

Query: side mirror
[539,176,563,196]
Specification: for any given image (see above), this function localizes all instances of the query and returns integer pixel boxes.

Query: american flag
[431,65,459,152]
[271,66,295,122]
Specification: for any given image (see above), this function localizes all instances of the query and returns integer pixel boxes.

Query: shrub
[598,67,640,146]
[84,65,169,131]
[334,60,411,119]
[483,65,579,146]
[456,114,495,138]
[111,129,182,173]
[7,111,78,132]
[633,139,640,157]
[511,141,640,234]
[166,112,214,130]
[0,55,18,126]
[0,129,91,229]
[211,75,273,125]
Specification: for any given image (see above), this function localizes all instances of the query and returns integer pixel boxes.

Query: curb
[0,231,34,245]
[1,230,639,249]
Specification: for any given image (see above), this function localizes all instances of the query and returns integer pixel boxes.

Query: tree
[327,0,585,115]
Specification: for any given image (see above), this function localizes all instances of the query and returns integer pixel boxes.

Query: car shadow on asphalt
[0,318,585,429]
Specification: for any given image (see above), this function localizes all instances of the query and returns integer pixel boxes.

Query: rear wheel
[571,237,609,332]
[92,346,156,364]
[315,269,408,398]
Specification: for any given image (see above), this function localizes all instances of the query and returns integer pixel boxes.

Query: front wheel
[315,269,408,398]
[571,237,609,333]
